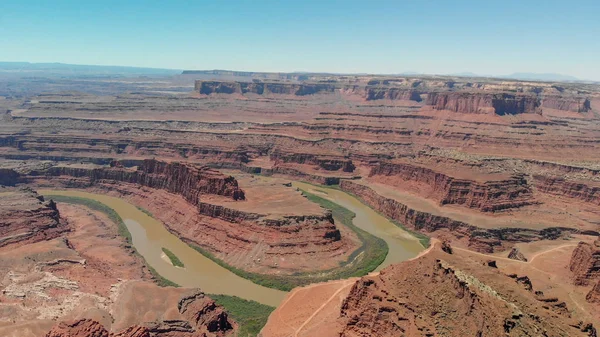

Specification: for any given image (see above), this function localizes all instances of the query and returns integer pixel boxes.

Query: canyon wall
[370,162,535,211]
[195,80,336,96]
[0,168,20,186]
[195,80,424,102]
[339,180,572,252]
[43,159,246,205]
[0,189,67,248]
[270,150,355,172]
[29,162,354,274]
[569,240,600,286]
[425,91,542,115]
[542,96,592,112]
[337,250,587,336]
[533,175,600,205]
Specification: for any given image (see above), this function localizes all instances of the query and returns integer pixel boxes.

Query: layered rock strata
[370,161,535,211]
[43,159,246,203]
[337,249,589,336]
[270,149,355,172]
[542,96,592,112]
[0,188,67,248]
[508,247,528,261]
[339,180,573,252]
[196,80,424,102]
[425,91,542,115]
[29,163,351,274]
[587,280,600,303]
[570,240,600,286]
[533,175,600,205]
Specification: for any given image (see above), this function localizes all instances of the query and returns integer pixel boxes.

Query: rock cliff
[44,159,246,204]
[587,280,600,303]
[0,168,20,185]
[195,80,424,102]
[340,180,572,252]
[195,80,336,96]
[0,188,67,248]
[542,96,592,112]
[370,162,535,211]
[425,91,542,115]
[270,149,355,172]
[337,249,588,336]
[569,240,600,286]
[533,175,600,205]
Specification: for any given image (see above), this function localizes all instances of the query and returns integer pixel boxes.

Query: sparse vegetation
[209,294,275,337]
[135,205,154,217]
[162,247,185,267]
[45,194,180,287]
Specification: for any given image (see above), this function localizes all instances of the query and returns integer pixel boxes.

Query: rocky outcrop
[533,175,600,205]
[586,280,600,303]
[585,280,600,303]
[45,291,236,337]
[337,251,584,336]
[508,247,528,261]
[542,96,592,112]
[0,188,67,248]
[0,168,20,185]
[44,159,246,203]
[569,240,600,286]
[370,162,535,211]
[45,319,109,337]
[340,180,573,252]
[111,326,150,337]
[425,91,542,115]
[178,291,234,334]
[363,87,422,101]
[270,150,355,172]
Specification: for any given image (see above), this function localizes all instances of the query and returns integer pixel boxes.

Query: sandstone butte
[1,71,600,336]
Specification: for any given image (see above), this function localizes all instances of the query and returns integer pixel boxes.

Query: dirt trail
[293,279,356,337]
[528,244,578,263]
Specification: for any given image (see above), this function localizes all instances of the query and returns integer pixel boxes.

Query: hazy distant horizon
[1,61,593,83]
[2,0,599,80]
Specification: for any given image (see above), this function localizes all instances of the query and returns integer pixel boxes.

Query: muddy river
[292,182,424,270]
[39,189,287,307]
[40,183,424,307]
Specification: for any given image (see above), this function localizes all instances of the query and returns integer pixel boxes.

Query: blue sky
[1,0,599,79]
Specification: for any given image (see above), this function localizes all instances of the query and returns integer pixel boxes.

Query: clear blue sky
[1,0,599,79]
